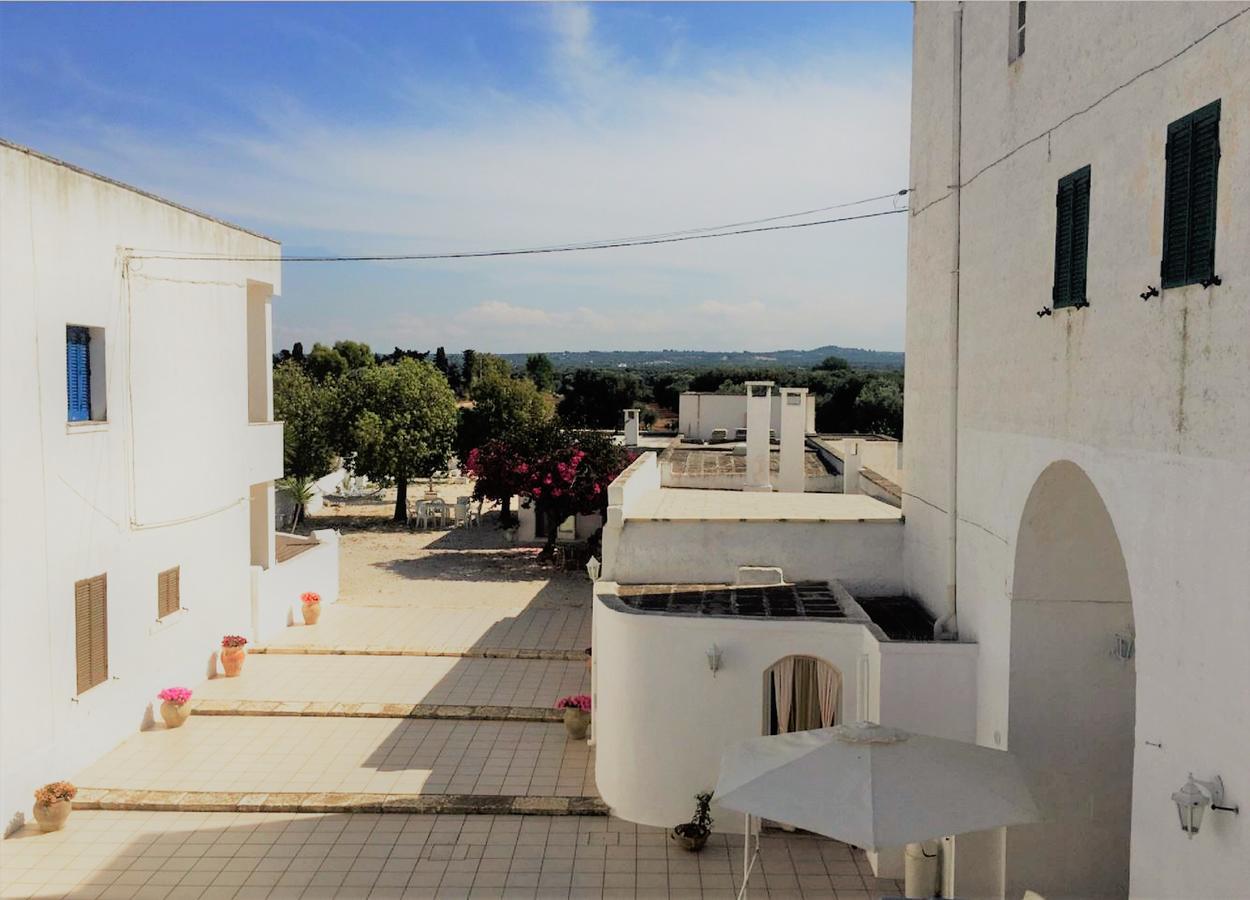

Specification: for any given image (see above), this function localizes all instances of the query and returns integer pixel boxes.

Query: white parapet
[843,440,863,494]
[777,387,808,493]
[743,381,774,492]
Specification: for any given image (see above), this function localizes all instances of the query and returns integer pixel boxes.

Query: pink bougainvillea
[301,592,320,605]
[220,635,248,648]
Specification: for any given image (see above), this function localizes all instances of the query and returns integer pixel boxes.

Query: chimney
[743,381,774,492]
[623,409,640,446]
[777,387,808,493]
[842,440,862,494]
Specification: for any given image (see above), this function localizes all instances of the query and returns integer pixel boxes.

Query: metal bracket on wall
[1200,274,1222,289]
[1139,285,1159,302]
[1036,306,1053,318]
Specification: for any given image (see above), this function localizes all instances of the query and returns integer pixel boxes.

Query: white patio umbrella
[714,722,1040,897]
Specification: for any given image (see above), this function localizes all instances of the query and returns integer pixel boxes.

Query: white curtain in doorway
[817,663,842,727]
[771,657,796,734]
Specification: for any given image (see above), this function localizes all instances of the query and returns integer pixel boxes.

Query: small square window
[66,325,106,423]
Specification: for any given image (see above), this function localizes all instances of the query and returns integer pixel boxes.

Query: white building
[0,141,337,832]
[902,3,1248,896]
[678,390,816,443]
[594,4,1249,897]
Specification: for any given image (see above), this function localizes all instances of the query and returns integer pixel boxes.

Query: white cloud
[51,5,912,353]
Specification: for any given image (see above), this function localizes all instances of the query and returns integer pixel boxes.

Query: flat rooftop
[625,487,902,523]
[663,446,831,478]
[616,581,853,619]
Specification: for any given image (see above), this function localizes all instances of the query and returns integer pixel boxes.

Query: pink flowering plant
[555,694,592,713]
[301,592,320,605]
[157,687,192,706]
[221,634,248,648]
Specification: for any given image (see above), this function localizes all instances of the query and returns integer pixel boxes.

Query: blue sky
[1,2,913,354]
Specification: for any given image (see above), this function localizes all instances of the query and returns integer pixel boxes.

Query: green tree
[525,353,556,392]
[816,355,851,371]
[434,347,450,376]
[852,375,904,438]
[333,340,375,371]
[461,349,477,394]
[335,359,458,521]
[273,360,338,526]
[306,342,347,382]
[556,369,642,428]
[456,372,555,522]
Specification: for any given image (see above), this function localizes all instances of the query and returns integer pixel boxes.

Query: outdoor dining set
[407,493,481,530]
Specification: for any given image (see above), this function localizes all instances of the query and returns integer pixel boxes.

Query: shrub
[34,782,77,805]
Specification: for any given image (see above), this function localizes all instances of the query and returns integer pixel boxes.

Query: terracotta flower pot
[302,601,321,625]
[160,701,190,729]
[563,708,590,740]
[33,800,71,832]
[221,646,246,677]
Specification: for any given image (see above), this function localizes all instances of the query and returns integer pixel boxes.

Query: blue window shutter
[66,326,91,421]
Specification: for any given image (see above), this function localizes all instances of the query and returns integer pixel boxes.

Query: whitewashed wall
[251,530,341,642]
[0,142,283,832]
[905,4,1250,896]
[678,392,816,442]
[592,586,977,830]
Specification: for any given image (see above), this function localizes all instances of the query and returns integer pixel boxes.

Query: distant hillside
[494,345,903,371]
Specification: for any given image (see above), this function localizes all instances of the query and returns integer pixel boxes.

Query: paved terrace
[624,488,902,523]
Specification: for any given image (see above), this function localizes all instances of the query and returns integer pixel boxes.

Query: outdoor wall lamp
[1172,774,1239,839]
[585,556,601,582]
[707,644,723,677]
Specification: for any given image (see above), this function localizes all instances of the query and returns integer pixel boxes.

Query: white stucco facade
[904,4,1250,897]
[0,142,291,832]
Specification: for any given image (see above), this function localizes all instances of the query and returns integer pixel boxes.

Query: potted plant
[555,694,592,740]
[220,635,248,677]
[672,792,714,852]
[301,591,322,625]
[157,687,192,728]
[32,781,77,832]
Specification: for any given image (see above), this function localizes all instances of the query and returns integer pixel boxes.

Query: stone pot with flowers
[157,687,193,728]
[220,635,248,677]
[555,694,592,740]
[301,591,322,625]
[33,781,77,832]
[671,792,714,852]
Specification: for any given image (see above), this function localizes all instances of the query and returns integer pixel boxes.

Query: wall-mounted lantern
[1172,774,1239,839]
[586,556,601,583]
[706,644,723,677]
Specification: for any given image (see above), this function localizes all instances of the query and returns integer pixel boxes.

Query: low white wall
[662,469,841,493]
[514,503,602,543]
[679,393,816,442]
[592,586,978,831]
[612,520,904,595]
[606,453,661,516]
[251,529,340,643]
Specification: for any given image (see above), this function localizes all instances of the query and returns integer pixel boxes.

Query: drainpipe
[935,2,963,642]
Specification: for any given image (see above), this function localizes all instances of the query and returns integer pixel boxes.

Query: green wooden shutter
[1186,101,1220,284]
[1162,100,1220,288]
[1052,179,1074,307]
[1052,166,1090,309]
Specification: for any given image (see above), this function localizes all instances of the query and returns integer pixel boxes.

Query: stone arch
[1006,461,1135,899]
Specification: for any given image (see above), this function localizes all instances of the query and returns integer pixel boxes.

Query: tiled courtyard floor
[193,657,589,710]
[1,811,900,899]
[74,719,595,798]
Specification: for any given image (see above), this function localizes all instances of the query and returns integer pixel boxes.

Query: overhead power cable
[128,190,909,263]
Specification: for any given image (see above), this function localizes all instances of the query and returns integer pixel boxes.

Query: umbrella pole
[736,813,759,900]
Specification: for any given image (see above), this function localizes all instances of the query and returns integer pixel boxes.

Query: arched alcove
[1006,461,1135,899]
[763,655,843,735]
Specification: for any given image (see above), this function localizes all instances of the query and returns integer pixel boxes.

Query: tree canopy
[305,342,348,382]
[273,360,338,481]
[334,358,458,521]
[525,353,556,392]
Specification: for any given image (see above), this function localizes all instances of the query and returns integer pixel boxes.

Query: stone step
[249,646,586,661]
[189,699,562,722]
[71,789,608,816]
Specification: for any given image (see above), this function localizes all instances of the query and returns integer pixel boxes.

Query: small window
[1052,166,1092,309]
[1161,100,1220,289]
[1009,1,1027,62]
[75,575,109,694]
[66,325,106,423]
[157,567,181,619]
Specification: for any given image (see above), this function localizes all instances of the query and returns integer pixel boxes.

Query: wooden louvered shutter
[1052,178,1075,307]
[75,574,108,693]
[1052,166,1089,309]
[157,567,180,619]
[1186,101,1220,284]
[1069,167,1091,305]
[1161,114,1193,287]
[66,327,91,422]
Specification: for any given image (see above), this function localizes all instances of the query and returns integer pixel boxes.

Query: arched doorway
[1006,461,1135,899]
[764,656,842,735]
